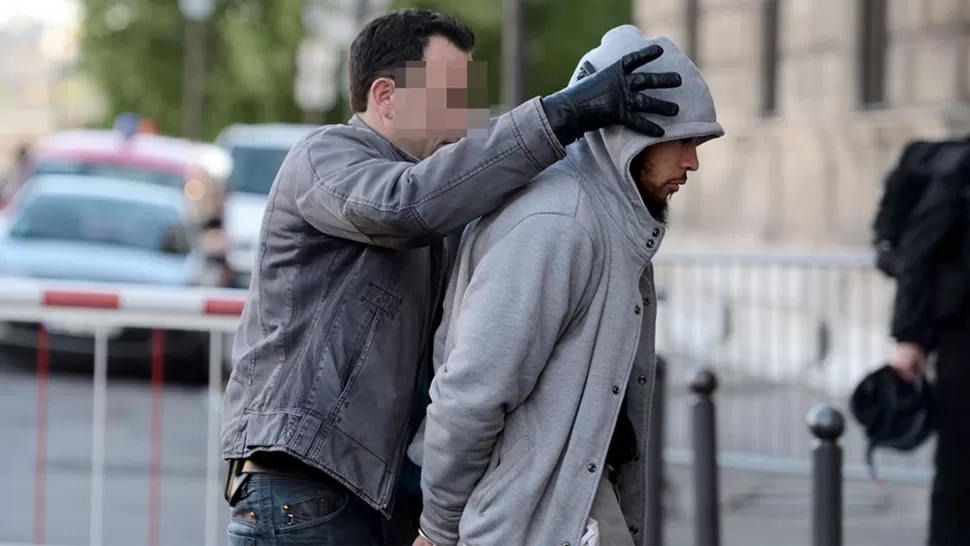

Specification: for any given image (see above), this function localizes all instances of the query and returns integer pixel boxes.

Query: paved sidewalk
[661,464,928,546]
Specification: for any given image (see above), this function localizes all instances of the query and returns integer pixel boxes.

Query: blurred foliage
[79,0,312,141]
[387,0,633,105]
[79,0,632,140]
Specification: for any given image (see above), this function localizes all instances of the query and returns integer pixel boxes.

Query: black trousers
[929,314,970,545]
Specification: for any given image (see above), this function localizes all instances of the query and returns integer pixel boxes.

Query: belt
[223,455,330,503]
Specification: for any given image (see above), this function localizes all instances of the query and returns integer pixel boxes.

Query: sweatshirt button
[629,525,639,535]
[612,385,620,394]
[634,305,641,315]
[637,375,647,385]
[587,463,596,473]
[652,228,661,237]
[646,239,655,248]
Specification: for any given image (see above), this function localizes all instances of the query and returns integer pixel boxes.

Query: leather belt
[224,455,332,503]
[240,458,317,479]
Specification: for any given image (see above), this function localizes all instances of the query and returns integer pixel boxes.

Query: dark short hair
[348,8,475,113]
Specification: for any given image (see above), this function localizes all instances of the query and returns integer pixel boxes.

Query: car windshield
[33,160,185,190]
[228,146,290,195]
[8,194,189,253]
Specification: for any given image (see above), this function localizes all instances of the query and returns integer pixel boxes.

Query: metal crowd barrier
[0,276,245,546]
[651,249,932,485]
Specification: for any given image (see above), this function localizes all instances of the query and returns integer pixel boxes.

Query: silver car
[0,174,217,381]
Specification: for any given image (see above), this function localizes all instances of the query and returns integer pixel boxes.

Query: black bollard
[689,368,720,546]
[644,355,667,546]
[807,404,845,546]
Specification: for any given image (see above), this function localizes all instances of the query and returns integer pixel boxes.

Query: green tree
[79,0,309,141]
[386,0,633,107]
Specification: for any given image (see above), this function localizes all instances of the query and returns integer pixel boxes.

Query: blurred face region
[371,36,488,159]
[629,138,701,224]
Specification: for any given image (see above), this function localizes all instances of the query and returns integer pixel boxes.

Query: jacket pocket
[330,281,403,391]
[473,435,535,512]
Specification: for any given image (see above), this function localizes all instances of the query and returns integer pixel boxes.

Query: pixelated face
[390,36,489,158]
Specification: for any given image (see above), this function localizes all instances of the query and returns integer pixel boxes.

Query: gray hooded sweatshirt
[412,26,725,546]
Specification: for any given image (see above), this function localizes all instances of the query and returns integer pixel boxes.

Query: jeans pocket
[229,478,258,531]
[273,477,351,534]
[227,529,257,546]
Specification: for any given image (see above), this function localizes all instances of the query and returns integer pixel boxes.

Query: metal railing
[651,249,932,485]
[0,276,244,546]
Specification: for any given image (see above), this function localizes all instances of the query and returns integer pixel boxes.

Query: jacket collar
[563,139,666,265]
[348,115,419,163]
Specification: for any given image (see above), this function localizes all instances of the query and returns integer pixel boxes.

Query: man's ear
[370,77,396,117]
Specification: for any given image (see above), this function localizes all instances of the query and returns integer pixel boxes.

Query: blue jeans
[227,473,418,545]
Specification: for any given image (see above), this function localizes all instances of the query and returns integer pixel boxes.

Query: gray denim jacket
[220,97,566,516]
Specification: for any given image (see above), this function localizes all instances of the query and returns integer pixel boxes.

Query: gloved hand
[541,44,681,145]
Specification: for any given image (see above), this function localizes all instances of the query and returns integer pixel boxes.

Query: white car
[214,123,317,288]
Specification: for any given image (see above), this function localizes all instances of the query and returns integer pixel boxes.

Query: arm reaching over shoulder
[295,99,564,249]
[294,44,681,249]
[418,213,597,546]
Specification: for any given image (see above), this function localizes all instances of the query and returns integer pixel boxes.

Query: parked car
[0,123,230,225]
[214,123,317,288]
[0,174,218,381]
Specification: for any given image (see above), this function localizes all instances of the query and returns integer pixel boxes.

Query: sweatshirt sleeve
[418,213,597,546]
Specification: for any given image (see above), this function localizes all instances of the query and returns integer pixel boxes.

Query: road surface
[0,351,930,546]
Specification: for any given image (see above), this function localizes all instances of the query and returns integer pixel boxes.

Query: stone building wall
[635,0,970,250]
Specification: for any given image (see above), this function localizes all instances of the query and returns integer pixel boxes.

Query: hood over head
[567,26,724,201]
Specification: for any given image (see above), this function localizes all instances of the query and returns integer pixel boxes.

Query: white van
[214,123,317,288]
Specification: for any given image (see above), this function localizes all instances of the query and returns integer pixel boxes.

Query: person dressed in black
[888,139,970,545]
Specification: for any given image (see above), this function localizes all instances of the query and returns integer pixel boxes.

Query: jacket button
[634,305,641,315]
[643,296,650,306]
[652,228,660,237]
[587,463,596,472]
[646,239,655,248]
[637,375,647,385]
[612,385,620,394]
[629,525,639,535]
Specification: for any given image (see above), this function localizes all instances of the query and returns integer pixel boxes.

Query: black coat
[891,143,970,350]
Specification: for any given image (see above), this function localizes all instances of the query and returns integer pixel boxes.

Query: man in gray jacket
[221,8,685,546]
[413,26,724,546]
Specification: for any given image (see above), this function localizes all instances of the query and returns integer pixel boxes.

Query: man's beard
[640,187,669,225]
[630,154,669,224]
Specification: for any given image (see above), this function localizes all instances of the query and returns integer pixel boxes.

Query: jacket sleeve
[418,213,597,546]
[294,98,565,249]
[890,149,968,349]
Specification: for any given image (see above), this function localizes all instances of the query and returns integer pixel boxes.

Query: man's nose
[682,146,699,171]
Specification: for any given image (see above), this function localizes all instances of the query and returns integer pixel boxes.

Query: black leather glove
[541,44,682,145]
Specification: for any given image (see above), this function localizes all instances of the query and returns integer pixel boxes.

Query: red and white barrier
[0,277,248,546]
[0,277,246,332]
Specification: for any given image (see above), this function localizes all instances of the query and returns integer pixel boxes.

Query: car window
[8,194,190,254]
[228,146,290,195]
[33,160,185,190]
